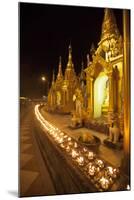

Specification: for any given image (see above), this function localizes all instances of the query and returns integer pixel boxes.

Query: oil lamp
[87,152,94,160]
[76,156,85,166]
[95,159,104,168]
[67,137,72,141]
[99,176,110,190]
[68,141,73,146]
[71,149,79,158]
[105,166,119,178]
[74,142,78,148]
[64,135,68,139]
[60,143,66,149]
[66,145,71,152]
[83,147,88,152]
[87,163,96,176]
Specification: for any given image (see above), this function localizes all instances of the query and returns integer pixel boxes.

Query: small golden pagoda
[48,44,78,113]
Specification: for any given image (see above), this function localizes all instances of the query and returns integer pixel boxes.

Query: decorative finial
[80,60,85,81]
[90,42,95,56]
[81,60,84,70]
[87,54,90,66]
[101,8,120,41]
[59,56,61,64]
[67,42,73,68]
[57,56,63,81]
[69,42,72,54]
[52,70,55,83]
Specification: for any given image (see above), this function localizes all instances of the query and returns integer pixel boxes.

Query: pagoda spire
[90,42,95,56]
[67,43,74,69]
[57,56,63,81]
[52,70,55,86]
[80,60,84,80]
[87,54,91,67]
[80,60,85,80]
[81,60,84,71]
[101,8,120,42]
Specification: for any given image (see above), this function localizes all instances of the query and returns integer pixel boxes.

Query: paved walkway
[41,107,124,168]
[20,109,56,197]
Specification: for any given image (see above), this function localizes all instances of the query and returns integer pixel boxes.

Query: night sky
[20,2,123,98]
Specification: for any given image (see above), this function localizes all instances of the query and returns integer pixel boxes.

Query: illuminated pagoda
[48,44,78,113]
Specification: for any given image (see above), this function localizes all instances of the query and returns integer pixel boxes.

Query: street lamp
[41,76,46,98]
[41,76,46,81]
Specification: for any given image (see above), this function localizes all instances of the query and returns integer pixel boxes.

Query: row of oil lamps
[35,104,120,191]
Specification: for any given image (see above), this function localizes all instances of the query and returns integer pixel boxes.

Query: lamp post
[41,76,46,98]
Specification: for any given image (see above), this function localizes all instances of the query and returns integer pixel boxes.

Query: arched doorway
[94,72,109,118]
[56,91,61,105]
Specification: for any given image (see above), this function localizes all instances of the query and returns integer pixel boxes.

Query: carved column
[107,70,115,125]
[87,76,94,118]
[62,90,65,106]
[108,71,114,113]
[113,66,119,113]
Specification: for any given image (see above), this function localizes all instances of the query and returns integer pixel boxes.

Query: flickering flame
[107,166,113,173]
[99,177,110,190]
[67,137,72,141]
[74,142,78,148]
[95,159,104,168]
[71,149,79,158]
[83,147,88,152]
[87,163,96,176]
[68,141,73,146]
[76,156,84,166]
[88,152,94,160]
[66,145,71,152]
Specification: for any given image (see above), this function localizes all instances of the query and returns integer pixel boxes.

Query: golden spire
[80,61,85,81]
[57,56,63,81]
[67,43,74,69]
[101,8,120,42]
[90,42,95,56]
[87,54,90,67]
[52,70,55,86]
[81,60,84,71]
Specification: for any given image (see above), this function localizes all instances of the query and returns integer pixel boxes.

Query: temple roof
[101,8,120,42]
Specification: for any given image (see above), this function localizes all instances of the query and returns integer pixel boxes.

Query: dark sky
[20,2,123,98]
